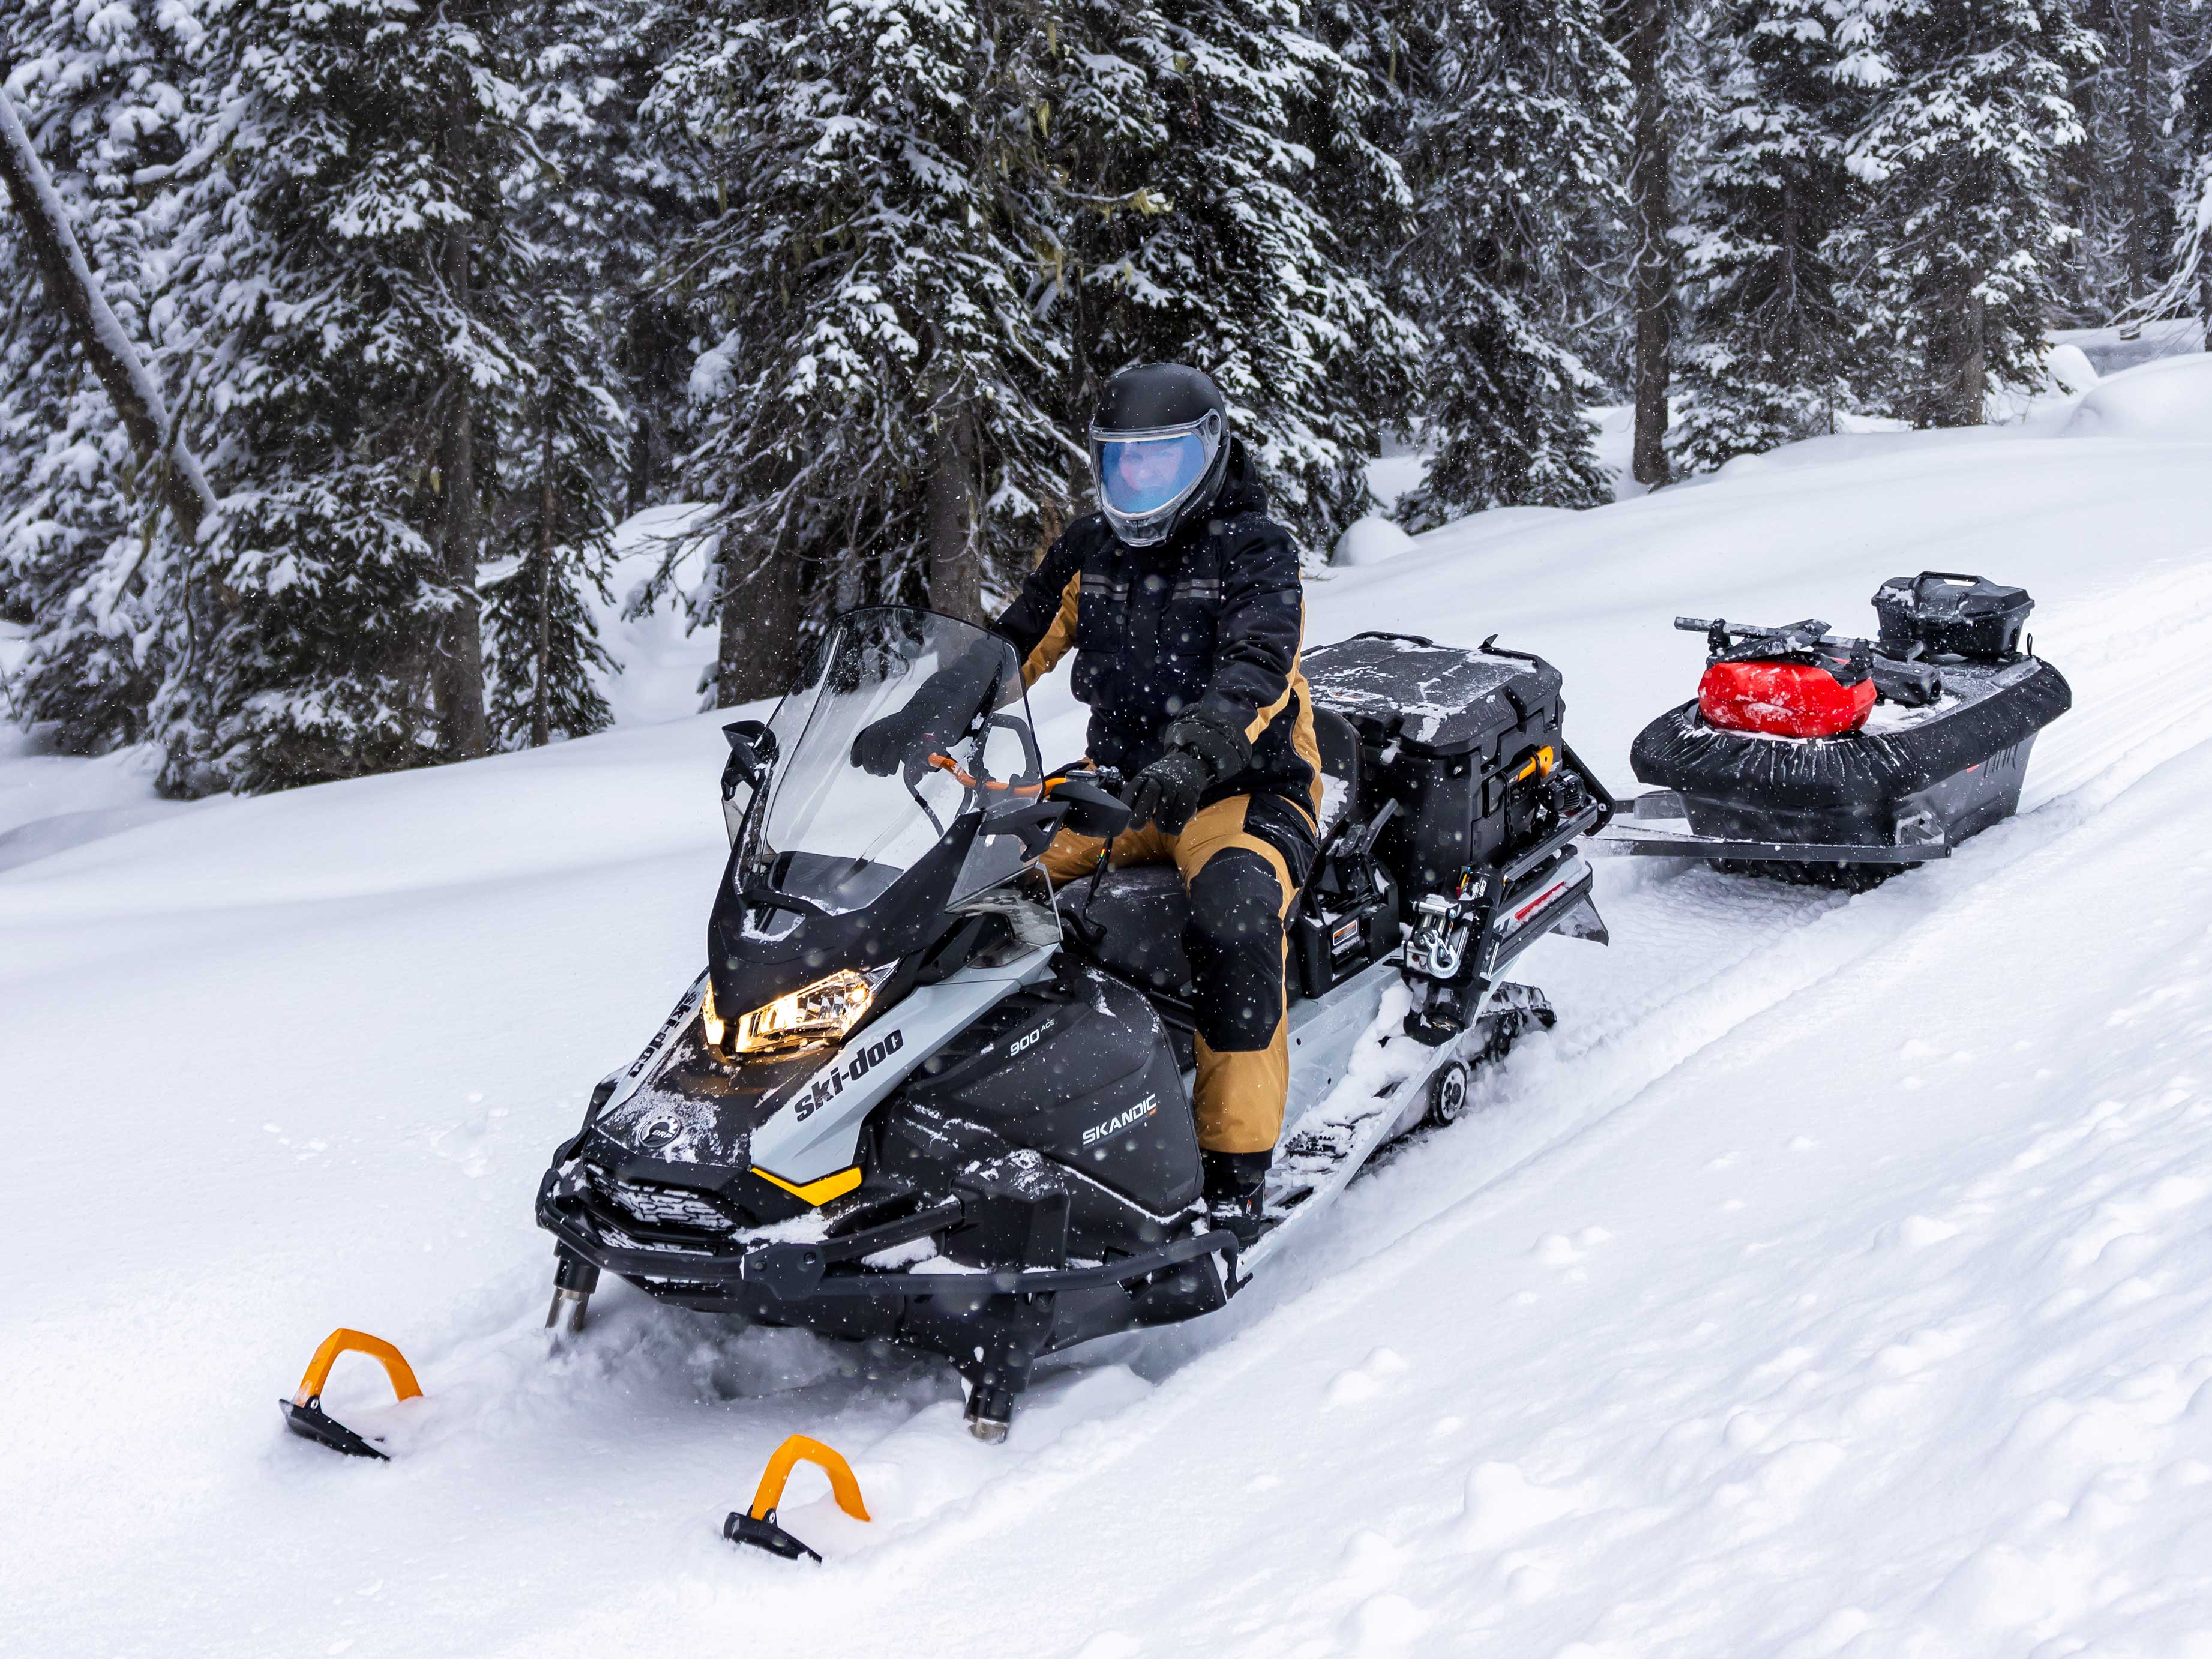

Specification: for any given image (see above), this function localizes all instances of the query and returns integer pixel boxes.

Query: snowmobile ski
[278,1329,423,1461]
[723,1435,871,1562]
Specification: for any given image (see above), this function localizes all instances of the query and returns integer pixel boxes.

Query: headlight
[713,968,878,1056]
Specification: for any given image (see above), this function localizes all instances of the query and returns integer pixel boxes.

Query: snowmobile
[1594,572,2072,885]
[535,609,1612,1441]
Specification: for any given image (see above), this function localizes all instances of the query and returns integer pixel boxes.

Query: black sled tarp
[1631,658,2073,822]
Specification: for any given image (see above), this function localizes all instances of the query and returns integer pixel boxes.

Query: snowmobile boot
[1202,1149,1271,1245]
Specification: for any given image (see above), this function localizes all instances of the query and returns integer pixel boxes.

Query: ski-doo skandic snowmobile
[1596,572,2070,884]
[536,609,1611,1439]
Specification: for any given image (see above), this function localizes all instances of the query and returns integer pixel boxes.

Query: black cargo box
[1304,632,1568,894]
[1872,572,2033,662]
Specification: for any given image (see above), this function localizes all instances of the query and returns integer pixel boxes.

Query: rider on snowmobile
[855,362,1321,1234]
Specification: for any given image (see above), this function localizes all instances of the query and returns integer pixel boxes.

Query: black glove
[1126,746,1212,835]
[852,701,951,777]
[852,645,1006,777]
[1126,714,1251,834]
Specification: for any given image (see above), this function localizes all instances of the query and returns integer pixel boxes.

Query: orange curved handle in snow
[748,1435,871,1523]
[290,1329,424,1408]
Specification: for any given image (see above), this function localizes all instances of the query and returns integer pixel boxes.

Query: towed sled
[535,609,1611,1441]
[1596,573,2071,884]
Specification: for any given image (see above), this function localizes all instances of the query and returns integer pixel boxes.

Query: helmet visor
[1095,430,1211,519]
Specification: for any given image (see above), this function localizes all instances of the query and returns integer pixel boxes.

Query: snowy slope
[7,357,2212,1658]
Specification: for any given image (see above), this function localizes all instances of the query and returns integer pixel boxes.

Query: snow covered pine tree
[1395,0,1626,526]
[484,292,621,750]
[508,0,703,512]
[2109,1,2212,331]
[163,0,532,790]
[2050,0,2200,321]
[1609,0,1684,489]
[1671,0,1868,472]
[1841,0,2096,427]
[653,0,1073,702]
[0,1,211,754]
[480,0,703,751]
[1046,0,1420,550]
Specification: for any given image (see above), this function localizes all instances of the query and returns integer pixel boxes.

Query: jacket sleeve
[992,523,1089,690]
[1189,519,1303,747]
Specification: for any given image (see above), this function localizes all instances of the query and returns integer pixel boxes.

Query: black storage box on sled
[1873,572,2033,662]
[1303,632,1583,896]
[1624,573,2071,875]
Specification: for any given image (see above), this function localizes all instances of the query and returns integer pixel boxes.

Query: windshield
[752,609,1042,915]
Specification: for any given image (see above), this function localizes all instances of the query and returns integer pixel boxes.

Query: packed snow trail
[5,362,2212,1656]
[754,721,2212,1658]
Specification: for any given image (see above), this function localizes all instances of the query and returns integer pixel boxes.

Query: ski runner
[855,363,1323,1238]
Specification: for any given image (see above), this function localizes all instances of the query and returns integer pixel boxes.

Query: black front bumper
[535,1163,1239,1308]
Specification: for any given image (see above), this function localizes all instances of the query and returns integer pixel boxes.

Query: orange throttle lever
[925,753,1055,798]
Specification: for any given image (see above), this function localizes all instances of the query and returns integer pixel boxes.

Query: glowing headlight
[714,968,877,1056]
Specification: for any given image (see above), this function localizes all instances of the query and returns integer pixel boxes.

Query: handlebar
[927,753,1045,796]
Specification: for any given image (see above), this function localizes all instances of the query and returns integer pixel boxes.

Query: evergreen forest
[4,0,2207,792]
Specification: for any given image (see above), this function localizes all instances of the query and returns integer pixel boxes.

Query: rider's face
[1114,440,1184,495]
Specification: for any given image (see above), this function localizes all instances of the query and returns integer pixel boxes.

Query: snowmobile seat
[1062,717,1362,1010]
[1062,863,1194,996]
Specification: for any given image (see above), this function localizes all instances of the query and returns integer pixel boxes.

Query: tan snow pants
[1042,794,1302,1155]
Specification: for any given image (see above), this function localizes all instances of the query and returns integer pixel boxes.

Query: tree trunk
[1067,260,1099,441]
[531,414,556,748]
[925,400,982,624]
[1622,0,1674,488]
[717,529,803,705]
[1929,285,1986,427]
[430,91,491,760]
[0,84,219,547]
[626,414,652,517]
[2125,0,2159,298]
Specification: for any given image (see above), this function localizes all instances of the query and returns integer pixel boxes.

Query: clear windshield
[753,609,1042,915]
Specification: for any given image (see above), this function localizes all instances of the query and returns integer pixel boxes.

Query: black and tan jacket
[991,438,1322,822]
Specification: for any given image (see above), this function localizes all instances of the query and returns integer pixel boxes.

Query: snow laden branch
[0,79,221,550]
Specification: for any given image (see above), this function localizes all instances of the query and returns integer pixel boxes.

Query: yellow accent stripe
[751,1164,864,1206]
[1021,570,1082,690]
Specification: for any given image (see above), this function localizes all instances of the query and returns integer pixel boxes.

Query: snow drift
[2062,349,2212,441]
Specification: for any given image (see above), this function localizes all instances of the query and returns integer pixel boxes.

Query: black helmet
[1089,363,1231,547]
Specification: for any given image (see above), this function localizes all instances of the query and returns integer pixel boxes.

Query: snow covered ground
[8,356,2212,1657]
[2051,318,2205,379]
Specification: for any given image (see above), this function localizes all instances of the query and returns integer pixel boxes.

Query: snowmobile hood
[586,987,829,1180]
